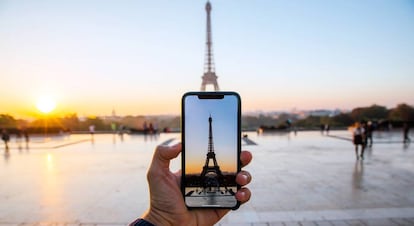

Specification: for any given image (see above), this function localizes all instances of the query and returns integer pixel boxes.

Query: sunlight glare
[36,96,56,113]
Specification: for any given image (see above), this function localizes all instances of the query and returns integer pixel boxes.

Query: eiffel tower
[200,1,220,91]
[200,115,226,192]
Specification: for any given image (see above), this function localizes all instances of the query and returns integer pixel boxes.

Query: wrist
[130,218,155,226]
[141,209,172,226]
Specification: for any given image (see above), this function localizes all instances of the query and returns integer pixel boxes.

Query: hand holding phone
[181,92,241,209]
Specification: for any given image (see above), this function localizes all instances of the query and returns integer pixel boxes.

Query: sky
[184,94,239,174]
[1,0,413,118]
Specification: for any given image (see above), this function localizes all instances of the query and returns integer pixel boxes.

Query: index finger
[240,150,252,168]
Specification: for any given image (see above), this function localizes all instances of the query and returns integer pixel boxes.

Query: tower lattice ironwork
[200,1,220,91]
[200,115,226,192]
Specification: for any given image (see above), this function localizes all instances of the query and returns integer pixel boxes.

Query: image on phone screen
[182,92,240,208]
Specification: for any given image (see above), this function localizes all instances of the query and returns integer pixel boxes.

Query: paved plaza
[1,130,414,225]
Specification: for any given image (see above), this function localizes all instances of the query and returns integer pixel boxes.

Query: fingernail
[239,191,246,199]
[241,174,248,181]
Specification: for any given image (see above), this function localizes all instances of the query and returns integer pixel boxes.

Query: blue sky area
[0,0,413,117]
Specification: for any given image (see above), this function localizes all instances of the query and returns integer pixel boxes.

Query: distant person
[2,129,10,150]
[15,128,22,140]
[352,122,365,160]
[15,128,23,149]
[23,128,29,149]
[118,125,125,141]
[153,123,158,134]
[89,125,95,135]
[111,122,117,133]
[129,144,252,226]
[320,124,325,135]
[23,129,29,143]
[388,122,393,131]
[364,121,374,147]
[143,121,148,134]
[325,124,330,135]
[403,122,410,143]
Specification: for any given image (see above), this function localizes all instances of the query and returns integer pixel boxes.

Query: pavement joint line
[224,207,414,223]
[326,134,410,144]
[2,218,414,226]
[3,139,92,150]
[51,139,91,149]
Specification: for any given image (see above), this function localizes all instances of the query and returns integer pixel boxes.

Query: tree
[0,114,17,128]
[60,114,81,131]
[332,113,354,126]
[82,116,107,131]
[351,104,388,121]
[295,116,323,128]
[388,103,414,122]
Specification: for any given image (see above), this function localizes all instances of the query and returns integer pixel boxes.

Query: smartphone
[181,91,241,209]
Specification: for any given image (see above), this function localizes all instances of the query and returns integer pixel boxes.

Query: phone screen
[181,92,241,209]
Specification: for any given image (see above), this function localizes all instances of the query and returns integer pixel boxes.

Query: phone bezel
[181,91,241,210]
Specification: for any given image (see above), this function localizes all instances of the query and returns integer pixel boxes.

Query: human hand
[138,143,252,226]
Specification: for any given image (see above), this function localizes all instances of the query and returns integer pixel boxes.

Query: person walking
[2,128,10,150]
[364,121,374,147]
[352,122,365,160]
[403,122,410,143]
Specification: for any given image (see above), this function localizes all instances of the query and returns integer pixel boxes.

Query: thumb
[152,143,182,169]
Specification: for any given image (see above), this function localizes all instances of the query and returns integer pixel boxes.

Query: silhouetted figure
[403,122,410,143]
[23,129,30,149]
[89,125,95,135]
[352,122,365,160]
[111,122,117,134]
[15,128,23,150]
[2,129,10,150]
[16,128,22,140]
[143,121,148,134]
[388,122,393,131]
[153,123,158,134]
[320,124,325,135]
[118,125,124,141]
[325,124,330,135]
[364,121,373,147]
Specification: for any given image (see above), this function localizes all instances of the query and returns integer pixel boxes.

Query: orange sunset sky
[1,1,413,118]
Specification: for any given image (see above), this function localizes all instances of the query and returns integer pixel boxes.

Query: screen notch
[197,94,224,99]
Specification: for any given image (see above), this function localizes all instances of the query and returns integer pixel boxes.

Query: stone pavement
[0,131,413,225]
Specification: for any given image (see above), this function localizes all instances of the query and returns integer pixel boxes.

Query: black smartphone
[181,91,241,209]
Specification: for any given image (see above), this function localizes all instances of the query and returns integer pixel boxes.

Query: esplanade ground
[1,130,413,225]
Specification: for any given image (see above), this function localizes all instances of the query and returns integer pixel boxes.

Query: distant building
[103,108,121,122]
[307,109,343,117]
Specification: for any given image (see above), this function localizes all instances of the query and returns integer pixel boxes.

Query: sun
[36,96,56,114]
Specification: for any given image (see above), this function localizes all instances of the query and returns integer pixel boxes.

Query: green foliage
[350,104,388,122]
[242,115,279,130]
[81,116,106,130]
[295,116,324,129]
[60,114,81,130]
[0,114,17,128]
[331,113,353,126]
[388,103,414,122]
[1,103,413,132]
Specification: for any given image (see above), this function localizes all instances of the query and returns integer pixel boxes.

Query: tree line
[1,103,413,133]
[242,103,414,130]
[294,103,414,130]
